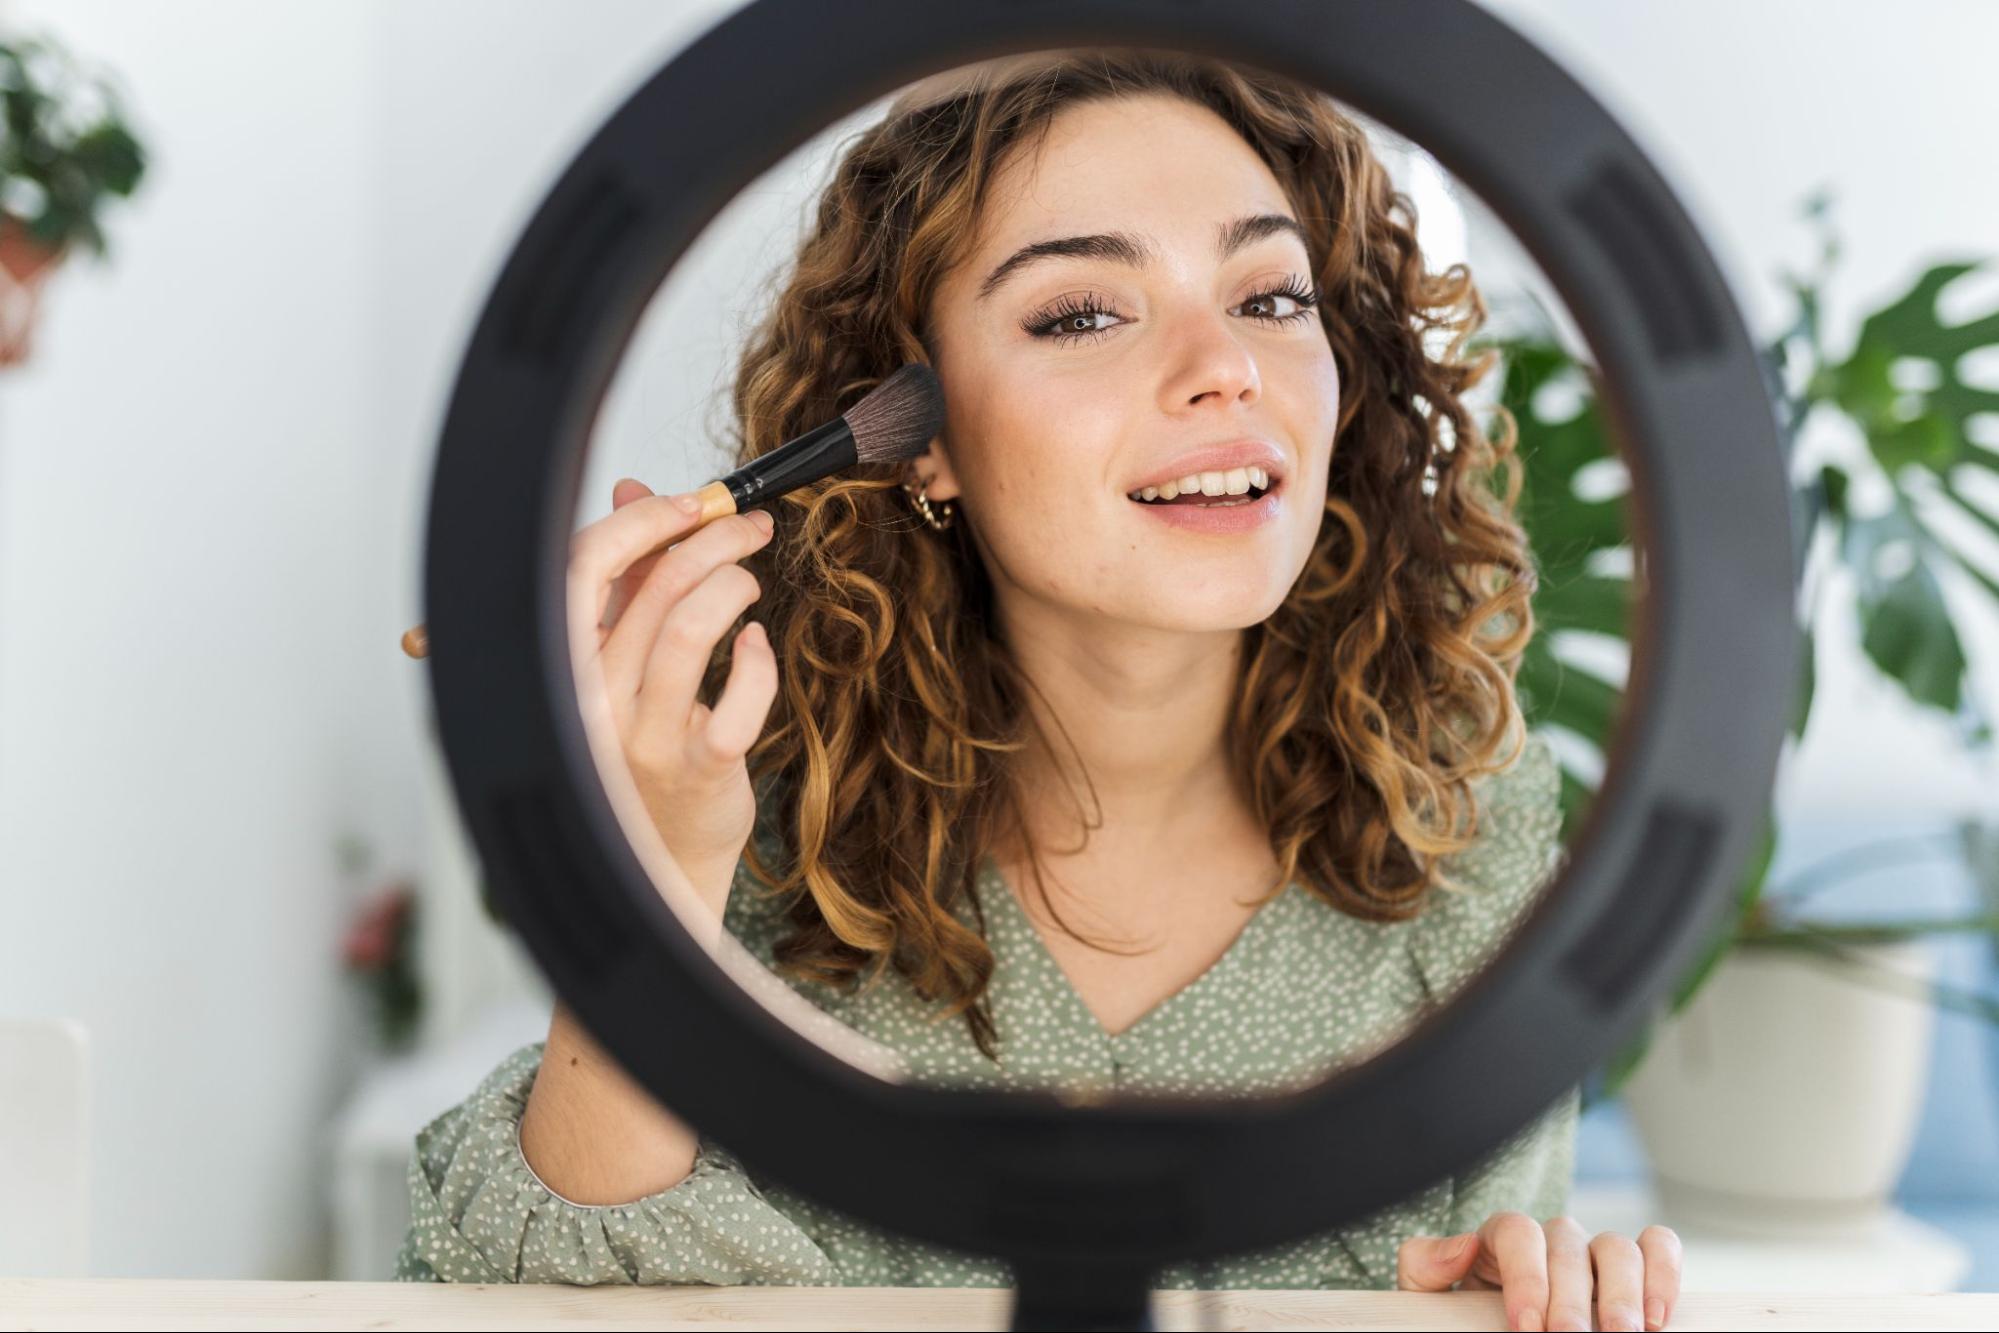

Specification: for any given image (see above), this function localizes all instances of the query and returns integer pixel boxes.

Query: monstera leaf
[1478,334,1636,833]
[1805,256,1999,745]
[1828,259,1999,479]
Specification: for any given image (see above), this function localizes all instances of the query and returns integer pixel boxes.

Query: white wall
[0,0,1993,1280]
[0,0,376,1278]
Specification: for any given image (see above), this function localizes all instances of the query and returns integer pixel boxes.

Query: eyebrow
[974,213,1312,303]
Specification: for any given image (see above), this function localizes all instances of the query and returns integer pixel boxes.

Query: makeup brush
[400,362,945,659]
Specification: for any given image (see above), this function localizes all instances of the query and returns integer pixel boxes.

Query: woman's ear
[908,436,962,504]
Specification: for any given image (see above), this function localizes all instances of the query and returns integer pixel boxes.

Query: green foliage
[1484,187,1999,1109]
[1489,337,1635,835]
[0,31,148,260]
[1809,246,1999,743]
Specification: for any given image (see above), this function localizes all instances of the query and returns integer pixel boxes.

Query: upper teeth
[1129,466,1270,502]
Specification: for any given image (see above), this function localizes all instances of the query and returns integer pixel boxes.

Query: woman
[398,49,1682,1332]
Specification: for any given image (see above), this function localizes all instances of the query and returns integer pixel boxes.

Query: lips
[1128,472,1281,506]
[1127,481,1283,533]
[1123,439,1288,496]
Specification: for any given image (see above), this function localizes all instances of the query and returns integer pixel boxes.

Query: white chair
[0,1017,90,1277]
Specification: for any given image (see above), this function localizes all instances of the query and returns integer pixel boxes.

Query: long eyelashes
[1022,278,1324,346]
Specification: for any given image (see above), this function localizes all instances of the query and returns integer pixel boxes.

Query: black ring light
[420,1,1796,1326]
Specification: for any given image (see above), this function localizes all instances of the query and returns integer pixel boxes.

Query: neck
[995,605,1253,865]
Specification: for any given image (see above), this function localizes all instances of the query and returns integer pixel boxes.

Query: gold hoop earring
[902,475,956,531]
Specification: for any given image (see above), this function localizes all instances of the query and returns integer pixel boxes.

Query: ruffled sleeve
[394,1042,837,1286]
[1402,729,1581,1231]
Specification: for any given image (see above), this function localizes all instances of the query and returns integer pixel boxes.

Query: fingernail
[1645,1297,1665,1328]
[749,508,774,533]
[1517,1310,1542,1333]
[671,491,700,513]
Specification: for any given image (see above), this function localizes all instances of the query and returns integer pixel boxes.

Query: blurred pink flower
[342,881,413,971]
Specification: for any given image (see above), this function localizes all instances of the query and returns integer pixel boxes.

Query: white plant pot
[1621,939,1936,1240]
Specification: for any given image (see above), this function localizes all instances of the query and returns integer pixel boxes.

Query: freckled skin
[918,92,1341,640]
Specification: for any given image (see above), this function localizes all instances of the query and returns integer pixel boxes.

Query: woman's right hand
[567,477,778,918]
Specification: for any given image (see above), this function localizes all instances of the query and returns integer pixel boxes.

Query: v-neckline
[978,851,1294,1044]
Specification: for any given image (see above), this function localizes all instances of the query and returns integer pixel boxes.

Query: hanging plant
[0,30,149,364]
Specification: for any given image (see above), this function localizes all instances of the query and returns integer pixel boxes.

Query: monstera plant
[1487,188,1999,1106]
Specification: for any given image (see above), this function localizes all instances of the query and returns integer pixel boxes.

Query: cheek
[972,459,1125,597]
[960,377,1117,515]
[1295,342,1342,427]
[982,464,1095,556]
[1287,348,1343,484]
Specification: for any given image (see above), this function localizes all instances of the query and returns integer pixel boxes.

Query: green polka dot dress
[396,732,1576,1289]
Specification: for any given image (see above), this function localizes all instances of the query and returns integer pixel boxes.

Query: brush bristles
[842,363,945,466]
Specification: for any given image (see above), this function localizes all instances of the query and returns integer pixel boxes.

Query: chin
[1117,589,1291,635]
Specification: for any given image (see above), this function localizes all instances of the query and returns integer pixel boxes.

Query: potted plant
[335,831,425,1055]
[0,29,148,364]
[1488,186,1999,1236]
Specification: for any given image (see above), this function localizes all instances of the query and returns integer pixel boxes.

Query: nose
[1159,303,1261,410]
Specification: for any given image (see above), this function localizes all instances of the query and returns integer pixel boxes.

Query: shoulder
[1409,730,1565,1002]
[410,1042,543,1183]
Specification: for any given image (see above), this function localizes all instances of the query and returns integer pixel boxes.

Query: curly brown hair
[700,47,1538,1062]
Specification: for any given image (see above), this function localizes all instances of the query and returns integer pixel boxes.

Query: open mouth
[1126,469,1281,508]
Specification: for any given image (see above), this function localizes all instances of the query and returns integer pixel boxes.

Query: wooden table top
[3,1279,1997,1330]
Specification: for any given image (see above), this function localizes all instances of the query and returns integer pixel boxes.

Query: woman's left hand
[1397,1211,1683,1331]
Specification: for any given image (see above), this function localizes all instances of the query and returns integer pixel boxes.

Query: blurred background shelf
[1569,1181,1971,1293]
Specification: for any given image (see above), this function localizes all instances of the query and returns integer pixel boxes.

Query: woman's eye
[1024,281,1322,346]
[1242,291,1303,319]
[1023,297,1123,344]
[1237,280,1322,324]
[1054,308,1118,339]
